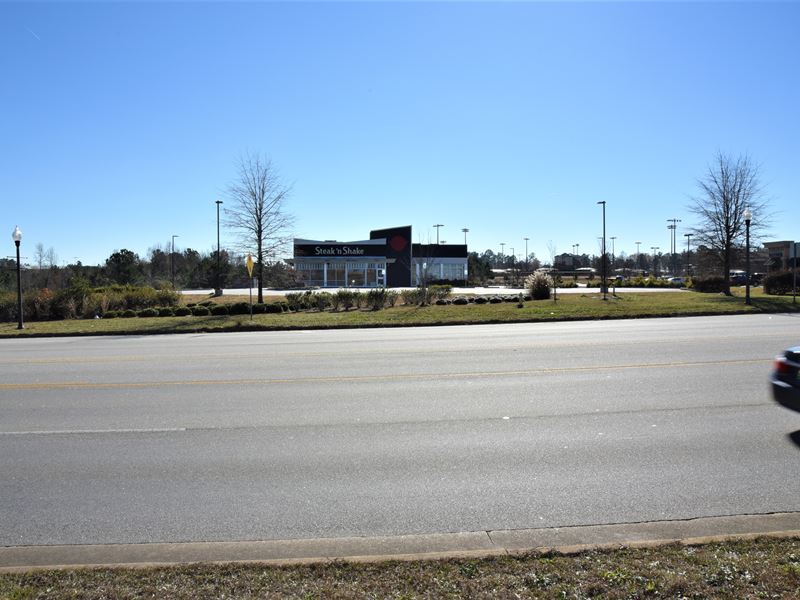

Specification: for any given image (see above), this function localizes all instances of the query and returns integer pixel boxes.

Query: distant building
[764,241,798,271]
[289,225,468,288]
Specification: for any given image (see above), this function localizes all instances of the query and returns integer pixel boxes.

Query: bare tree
[689,152,770,294]
[224,153,294,303]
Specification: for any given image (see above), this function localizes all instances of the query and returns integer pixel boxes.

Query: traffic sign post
[246,254,255,319]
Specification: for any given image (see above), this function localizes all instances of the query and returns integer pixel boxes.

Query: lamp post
[684,233,692,277]
[744,207,752,305]
[461,227,469,245]
[610,236,617,271]
[215,199,223,296]
[667,218,681,275]
[524,237,529,271]
[597,201,607,300]
[433,224,443,245]
[171,234,179,288]
[499,242,505,261]
[651,246,660,277]
[12,226,23,329]
[510,247,515,285]
[635,241,641,272]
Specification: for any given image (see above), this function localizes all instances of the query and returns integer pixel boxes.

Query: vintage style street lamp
[744,207,752,305]
[12,226,23,329]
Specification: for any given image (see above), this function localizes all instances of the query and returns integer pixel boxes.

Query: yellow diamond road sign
[246,254,254,277]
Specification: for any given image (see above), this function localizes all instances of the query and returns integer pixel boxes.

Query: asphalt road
[2,314,800,548]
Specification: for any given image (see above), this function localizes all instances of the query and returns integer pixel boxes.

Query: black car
[772,346,800,412]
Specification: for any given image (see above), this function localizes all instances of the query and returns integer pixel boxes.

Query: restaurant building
[290,225,468,288]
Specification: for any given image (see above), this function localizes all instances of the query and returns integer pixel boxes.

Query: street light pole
[524,237,529,271]
[744,208,752,305]
[610,236,616,271]
[461,227,469,245]
[651,246,660,277]
[684,233,692,277]
[12,226,23,329]
[215,200,223,296]
[667,218,681,275]
[500,242,505,260]
[171,234,179,289]
[433,224,443,245]
[635,241,641,272]
[597,201,607,300]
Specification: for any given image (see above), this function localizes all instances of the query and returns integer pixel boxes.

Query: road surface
[2,314,799,549]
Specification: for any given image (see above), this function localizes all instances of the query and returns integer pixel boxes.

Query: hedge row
[0,284,179,322]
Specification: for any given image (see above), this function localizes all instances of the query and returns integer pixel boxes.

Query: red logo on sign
[389,235,408,252]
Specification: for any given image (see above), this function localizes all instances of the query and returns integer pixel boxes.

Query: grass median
[1,288,798,338]
[2,536,799,598]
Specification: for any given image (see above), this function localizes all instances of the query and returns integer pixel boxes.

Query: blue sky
[3,1,798,267]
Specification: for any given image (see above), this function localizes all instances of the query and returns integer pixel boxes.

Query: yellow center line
[0,358,770,390]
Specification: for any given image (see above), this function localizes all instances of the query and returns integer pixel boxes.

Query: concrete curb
[2,512,799,573]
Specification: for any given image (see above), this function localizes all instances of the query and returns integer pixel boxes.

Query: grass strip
[1,289,798,338]
[2,537,799,599]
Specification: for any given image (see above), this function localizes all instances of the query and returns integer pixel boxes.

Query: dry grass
[2,537,799,598]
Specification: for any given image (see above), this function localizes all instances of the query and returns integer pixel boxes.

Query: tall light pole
[744,208,752,305]
[215,200,223,296]
[524,237,529,271]
[597,201,607,300]
[12,226,23,329]
[500,242,505,259]
[461,227,469,245]
[171,234,179,288]
[510,247,515,284]
[635,241,641,272]
[610,236,617,271]
[433,224,443,245]
[684,233,692,277]
[667,218,681,275]
[651,246,660,277]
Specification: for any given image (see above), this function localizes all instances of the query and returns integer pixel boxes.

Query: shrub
[210,304,230,316]
[352,291,365,309]
[435,299,450,305]
[156,289,179,307]
[693,277,727,293]
[453,297,469,305]
[158,307,174,317]
[199,300,215,307]
[262,303,284,314]
[429,285,452,302]
[489,296,503,304]
[103,310,119,319]
[174,306,192,316]
[474,296,488,304]
[366,288,388,310]
[400,288,425,306]
[764,271,796,295]
[525,272,553,300]
[312,292,333,311]
[385,290,399,307]
[121,309,137,318]
[191,305,210,316]
[336,289,357,310]
[138,308,159,318]
[229,302,251,315]
[285,292,310,311]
